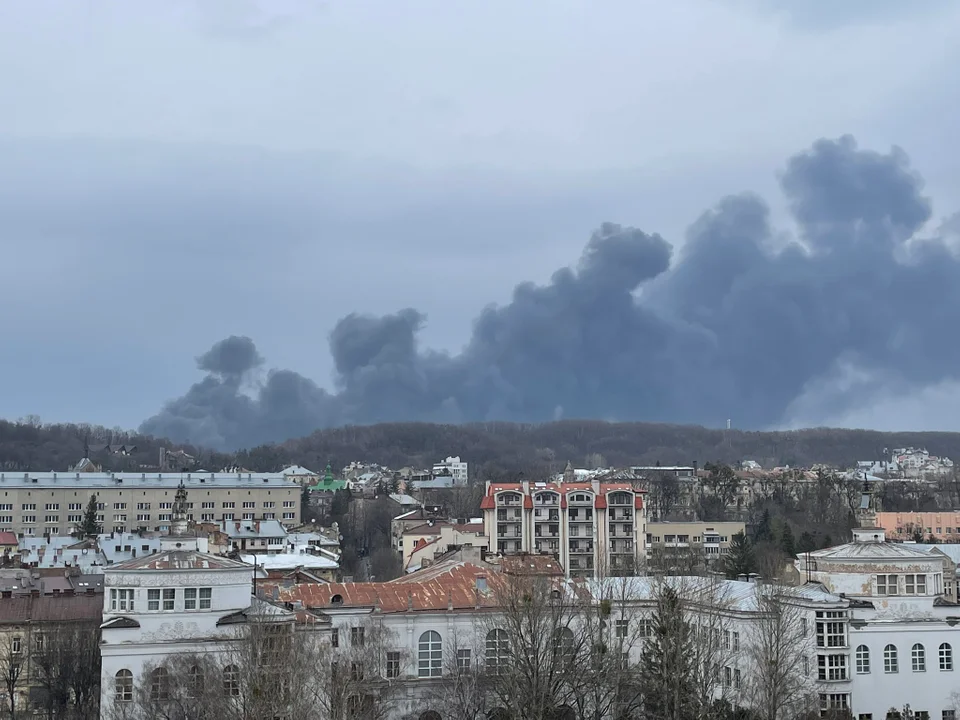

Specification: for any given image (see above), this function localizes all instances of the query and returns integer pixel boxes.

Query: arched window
[149,667,169,701]
[188,666,204,698]
[855,645,870,674]
[912,643,926,672]
[884,644,899,673]
[485,629,509,674]
[940,643,954,671]
[114,669,133,703]
[418,631,442,678]
[222,665,240,697]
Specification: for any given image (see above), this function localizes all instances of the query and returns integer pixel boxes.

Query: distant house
[282,465,319,484]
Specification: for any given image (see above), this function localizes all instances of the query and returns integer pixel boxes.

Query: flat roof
[0,471,299,490]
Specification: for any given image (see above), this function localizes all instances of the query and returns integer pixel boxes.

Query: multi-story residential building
[876,511,960,542]
[645,521,745,572]
[0,471,300,538]
[479,479,646,578]
[431,456,468,484]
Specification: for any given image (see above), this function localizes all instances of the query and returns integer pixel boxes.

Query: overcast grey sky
[2,0,959,439]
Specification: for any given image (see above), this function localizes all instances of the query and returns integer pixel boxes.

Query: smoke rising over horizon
[140,135,960,450]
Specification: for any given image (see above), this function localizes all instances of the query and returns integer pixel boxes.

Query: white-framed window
[137,514,150,522]
[243,502,256,509]
[223,665,240,697]
[201,502,215,509]
[940,643,953,671]
[113,503,126,510]
[615,619,629,638]
[159,502,172,509]
[114,514,126,522]
[386,651,401,678]
[0,516,11,524]
[913,643,926,672]
[115,669,133,702]
[818,654,848,681]
[242,513,254,520]
[820,694,849,713]
[222,502,235,509]
[906,574,927,595]
[0,504,12,512]
[884,644,898,673]
[877,575,898,596]
[11,637,21,654]
[418,631,442,678]
[159,514,171,522]
[856,645,870,673]
[67,514,82,522]
[44,503,59,511]
[263,513,275,519]
[283,501,295,508]
[44,515,58,523]
[21,515,35,524]
[457,648,472,672]
[485,629,509,674]
[148,589,176,611]
[263,502,275,509]
[199,587,212,609]
[283,512,295,520]
[110,588,135,612]
[21,504,35,511]
[223,513,235,520]
[816,611,847,648]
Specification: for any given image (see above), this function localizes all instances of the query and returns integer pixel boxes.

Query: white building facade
[432,456,468,484]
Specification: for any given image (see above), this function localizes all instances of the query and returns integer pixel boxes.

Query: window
[418,631,442,678]
[11,637,20,654]
[34,634,43,651]
[818,654,847,681]
[283,512,295,520]
[137,514,150,522]
[283,501,295,508]
[222,502,235,509]
[386,651,401,678]
[158,514,171,522]
[21,504,35,511]
[201,513,214,521]
[638,618,653,637]
[856,645,870,674]
[913,643,926,672]
[242,513,254,520]
[159,502,172,509]
[243,501,255,508]
[734,668,741,689]
[67,515,82,523]
[188,666,203,698]
[223,513,234,521]
[199,588,212,609]
[184,588,197,610]
[877,574,898,596]
[201,502,215,509]
[457,648,472,672]
[906,574,927,595]
[331,629,339,648]
[150,667,169,701]
[486,629,509,674]
[223,665,240,697]
[820,694,849,713]
[264,513,275,519]
[148,589,175,611]
[884,644,898,673]
[114,514,126,522]
[351,662,364,681]
[113,503,126,510]
[45,503,59,511]
[115,669,133,702]
[351,627,365,647]
[941,643,953,671]
[21,516,35,524]
[816,611,847,648]
[723,666,732,687]
[44,515,58,523]
[944,712,956,720]
[616,619,629,638]
[137,503,151,510]
[110,588,135,612]
[264,502,275,509]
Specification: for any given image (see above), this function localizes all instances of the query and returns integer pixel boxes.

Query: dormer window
[331,594,343,607]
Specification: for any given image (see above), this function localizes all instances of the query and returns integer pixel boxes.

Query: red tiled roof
[0,593,102,624]
[452,523,484,533]
[269,562,502,613]
[479,496,495,510]
[0,532,18,546]
[499,555,564,577]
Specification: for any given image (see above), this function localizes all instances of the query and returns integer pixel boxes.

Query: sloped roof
[282,465,317,476]
[0,593,103,624]
[810,541,935,561]
[109,550,251,571]
[268,561,500,613]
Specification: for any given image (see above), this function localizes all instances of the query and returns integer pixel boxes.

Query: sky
[2,1,960,449]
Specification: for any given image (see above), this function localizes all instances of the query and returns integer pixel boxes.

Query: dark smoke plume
[140,136,960,450]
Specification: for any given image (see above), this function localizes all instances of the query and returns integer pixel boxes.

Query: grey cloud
[197,336,263,378]
[141,135,960,449]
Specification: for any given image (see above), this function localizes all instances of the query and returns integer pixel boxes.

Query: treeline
[7,416,960,480]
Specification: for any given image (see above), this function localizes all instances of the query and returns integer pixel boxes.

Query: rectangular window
[242,513,254,520]
[723,666,731,687]
[44,515,58,523]
[818,654,848,681]
[159,502,172,510]
[0,516,11,524]
[162,588,175,610]
[0,504,12,512]
[137,503,151,510]
[331,629,339,648]
[67,514,81,523]
[638,618,653,637]
[816,614,846,648]
[283,512,295,520]
[223,513,235,520]
[148,589,161,611]
[243,502,256,508]
[113,503,126,510]
[732,631,740,651]
[201,502,215,509]
[184,588,197,610]
[11,637,20,654]
[457,648,472,672]
[137,514,150,522]
[615,619,629,638]
[351,627,365,646]
[114,514,126,522]
[199,588,212,609]
[283,501,295,508]
[21,515,35,524]
[386,651,401,678]
[734,668,741,689]
[159,514,171,521]
[264,502,275,509]
[820,694,849,712]
[222,502,235,509]
[20,504,35,511]
[905,574,927,595]
[44,503,59,511]
[263,513,276,519]
[877,574,898,596]
[943,712,955,720]
[201,513,214,521]
[110,588,134,612]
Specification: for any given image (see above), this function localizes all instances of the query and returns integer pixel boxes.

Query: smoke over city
[139,136,960,450]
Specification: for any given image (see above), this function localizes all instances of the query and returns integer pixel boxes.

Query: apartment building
[0,471,301,538]
[875,511,960,542]
[645,521,745,572]
[479,479,646,578]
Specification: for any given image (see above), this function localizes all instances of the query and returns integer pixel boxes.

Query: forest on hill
[5,417,960,477]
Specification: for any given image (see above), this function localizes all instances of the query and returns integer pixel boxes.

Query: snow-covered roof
[241,549,338,571]
[282,465,317,476]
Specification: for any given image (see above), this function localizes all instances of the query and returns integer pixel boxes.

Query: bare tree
[30,621,100,720]
[419,630,489,720]
[743,585,817,720]
[0,634,24,719]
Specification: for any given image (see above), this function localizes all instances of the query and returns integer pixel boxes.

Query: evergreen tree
[723,531,756,579]
[80,495,100,537]
[638,584,697,720]
[754,509,773,543]
[779,523,796,558]
[797,531,815,554]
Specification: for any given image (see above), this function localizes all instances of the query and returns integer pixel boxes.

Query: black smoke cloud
[140,136,960,450]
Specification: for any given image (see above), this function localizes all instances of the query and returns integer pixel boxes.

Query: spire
[324,463,334,483]
[170,480,189,536]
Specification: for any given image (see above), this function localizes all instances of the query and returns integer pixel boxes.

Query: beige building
[401,521,488,572]
[480,479,647,578]
[0,471,301,538]
[645,520,745,572]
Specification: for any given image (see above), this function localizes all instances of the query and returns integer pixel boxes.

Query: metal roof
[108,550,252,571]
[0,471,297,489]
